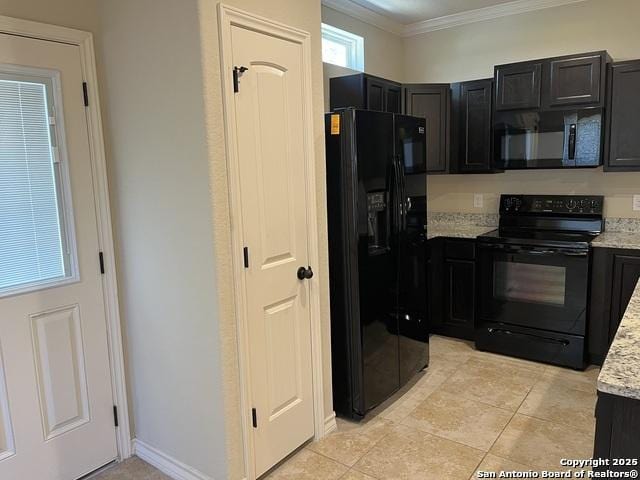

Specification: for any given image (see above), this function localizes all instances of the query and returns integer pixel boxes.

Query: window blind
[0,78,67,292]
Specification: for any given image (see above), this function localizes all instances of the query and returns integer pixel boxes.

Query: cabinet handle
[568,123,577,160]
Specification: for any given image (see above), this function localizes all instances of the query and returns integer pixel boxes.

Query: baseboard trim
[132,438,214,480]
[323,411,337,436]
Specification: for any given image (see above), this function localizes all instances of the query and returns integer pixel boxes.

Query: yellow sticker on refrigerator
[330,114,340,135]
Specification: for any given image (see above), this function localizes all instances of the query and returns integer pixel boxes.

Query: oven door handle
[487,327,570,346]
[485,245,555,255]
[525,249,556,255]
[479,244,588,257]
[562,251,588,257]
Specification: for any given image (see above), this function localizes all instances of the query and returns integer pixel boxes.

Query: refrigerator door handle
[391,157,401,235]
[396,155,407,231]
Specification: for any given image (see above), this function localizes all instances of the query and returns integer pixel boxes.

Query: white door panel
[0,33,117,479]
[231,25,315,477]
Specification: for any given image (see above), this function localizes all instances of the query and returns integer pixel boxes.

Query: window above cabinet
[321,23,364,72]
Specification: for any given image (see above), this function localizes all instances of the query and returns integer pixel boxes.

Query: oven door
[478,243,589,335]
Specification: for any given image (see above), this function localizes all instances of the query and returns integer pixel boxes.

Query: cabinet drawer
[444,239,475,260]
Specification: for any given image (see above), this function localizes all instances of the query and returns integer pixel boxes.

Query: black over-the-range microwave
[493,107,603,169]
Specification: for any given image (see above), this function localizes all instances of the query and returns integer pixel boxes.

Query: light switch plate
[474,194,484,208]
[633,195,640,211]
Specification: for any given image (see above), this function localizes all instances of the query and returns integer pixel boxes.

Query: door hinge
[99,251,105,274]
[82,82,89,107]
[113,405,119,427]
[233,66,248,93]
[243,247,249,268]
[251,408,257,428]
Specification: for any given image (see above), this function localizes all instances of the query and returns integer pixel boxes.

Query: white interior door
[231,24,315,477]
[0,33,117,479]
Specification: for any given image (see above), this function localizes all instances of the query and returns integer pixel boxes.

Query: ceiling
[322,0,589,36]
[348,0,517,25]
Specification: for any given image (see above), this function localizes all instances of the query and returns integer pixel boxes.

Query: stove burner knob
[590,199,600,209]
[579,199,588,209]
[566,199,576,210]
[513,198,522,211]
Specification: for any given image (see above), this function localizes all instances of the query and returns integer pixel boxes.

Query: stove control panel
[500,195,604,215]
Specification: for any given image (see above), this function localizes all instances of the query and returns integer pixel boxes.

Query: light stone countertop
[597,279,640,400]
[592,231,640,250]
[426,225,495,240]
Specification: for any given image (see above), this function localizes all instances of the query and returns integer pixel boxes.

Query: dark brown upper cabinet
[451,79,495,173]
[330,73,402,114]
[604,60,640,172]
[494,51,610,111]
[403,84,450,174]
[385,82,402,114]
[548,53,604,107]
[495,61,542,111]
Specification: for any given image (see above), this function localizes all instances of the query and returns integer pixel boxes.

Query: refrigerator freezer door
[395,114,428,174]
[325,109,401,418]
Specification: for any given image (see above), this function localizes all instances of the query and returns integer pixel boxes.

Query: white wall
[95,0,229,478]
[401,0,640,218]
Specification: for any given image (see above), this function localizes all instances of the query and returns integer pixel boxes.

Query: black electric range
[475,194,604,369]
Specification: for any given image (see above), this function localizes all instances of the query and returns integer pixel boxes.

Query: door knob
[297,266,314,280]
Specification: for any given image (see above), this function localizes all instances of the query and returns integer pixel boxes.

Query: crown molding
[322,0,588,37]
[404,0,588,36]
[321,0,404,36]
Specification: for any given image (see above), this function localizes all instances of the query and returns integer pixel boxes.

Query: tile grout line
[310,341,597,480]
[464,350,547,478]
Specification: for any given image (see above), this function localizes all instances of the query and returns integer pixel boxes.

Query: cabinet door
[386,84,401,113]
[404,85,450,173]
[495,62,542,110]
[329,74,366,111]
[610,253,640,342]
[549,53,602,107]
[444,258,475,335]
[452,79,493,173]
[605,61,640,172]
[366,76,386,112]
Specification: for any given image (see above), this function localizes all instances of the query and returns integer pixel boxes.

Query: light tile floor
[95,336,599,480]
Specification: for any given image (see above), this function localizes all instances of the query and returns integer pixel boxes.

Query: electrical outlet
[474,194,484,208]
[633,195,640,212]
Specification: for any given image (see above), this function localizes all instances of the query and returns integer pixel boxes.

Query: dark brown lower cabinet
[589,247,640,365]
[428,238,475,340]
[594,391,640,471]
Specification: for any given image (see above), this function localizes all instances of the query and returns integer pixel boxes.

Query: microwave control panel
[500,195,604,215]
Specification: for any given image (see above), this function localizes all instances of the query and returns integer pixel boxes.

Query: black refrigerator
[325,108,428,420]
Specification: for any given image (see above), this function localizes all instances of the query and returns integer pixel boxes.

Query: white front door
[0,33,117,479]
[231,24,315,477]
